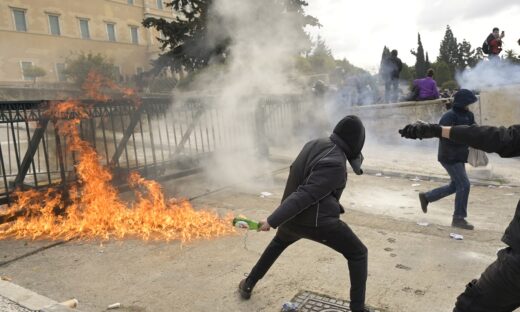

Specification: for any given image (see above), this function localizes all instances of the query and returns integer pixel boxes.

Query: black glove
[399,122,442,140]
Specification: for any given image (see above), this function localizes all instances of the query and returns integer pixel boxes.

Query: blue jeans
[424,162,470,218]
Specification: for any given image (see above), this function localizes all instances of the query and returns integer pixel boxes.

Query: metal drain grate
[287,291,384,312]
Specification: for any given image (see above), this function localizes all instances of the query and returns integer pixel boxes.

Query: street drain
[288,291,384,312]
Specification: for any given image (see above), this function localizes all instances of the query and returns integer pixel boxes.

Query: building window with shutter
[12,8,27,32]
[106,23,116,42]
[48,14,61,35]
[56,63,67,82]
[20,61,33,81]
[79,18,90,39]
[157,0,164,9]
[130,26,139,44]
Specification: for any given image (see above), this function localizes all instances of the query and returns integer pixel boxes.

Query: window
[136,67,143,75]
[56,63,67,82]
[20,61,33,81]
[48,14,61,35]
[12,8,27,32]
[157,0,164,9]
[128,0,134,4]
[79,18,90,39]
[106,23,116,42]
[113,66,122,82]
[130,26,139,44]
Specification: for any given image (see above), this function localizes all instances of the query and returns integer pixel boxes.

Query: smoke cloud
[178,0,317,187]
[456,59,520,90]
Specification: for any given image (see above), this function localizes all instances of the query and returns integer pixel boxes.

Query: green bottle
[232,217,260,230]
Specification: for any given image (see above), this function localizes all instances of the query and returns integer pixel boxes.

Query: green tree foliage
[378,46,391,76]
[64,53,116,87]
[425,52,431,70]
[432,61,452,87]
[504,49,520,64]
[474,47,485,63]
[438,25,459,72]
[143,0,319,74]
[457,39,477,69]
[400,63,415,84]
[23,65,46,84]
[410,33,427,78]
[308,35,336,75]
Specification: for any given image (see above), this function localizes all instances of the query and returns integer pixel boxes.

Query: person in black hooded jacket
[418,89,477,230]
[238,115,371,312]
[399,118,520,312]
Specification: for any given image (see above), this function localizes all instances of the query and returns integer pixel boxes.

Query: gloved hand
[399,121,442,139]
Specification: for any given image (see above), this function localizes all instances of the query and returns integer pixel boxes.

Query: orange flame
[0,71,235,242]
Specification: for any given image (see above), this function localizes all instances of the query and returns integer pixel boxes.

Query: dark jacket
[380,56,403,81]
[267,135,349,228]
[438,103,475,163]
[451,124,520,250]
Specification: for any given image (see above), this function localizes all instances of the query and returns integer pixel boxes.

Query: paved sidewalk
[0,295,32,312]
[272,139,520,185]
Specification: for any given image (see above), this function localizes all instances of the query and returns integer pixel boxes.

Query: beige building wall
[479,86,520,126]
[0,0,174,84]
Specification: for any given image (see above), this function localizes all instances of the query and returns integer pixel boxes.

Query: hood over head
[331,115,365,175]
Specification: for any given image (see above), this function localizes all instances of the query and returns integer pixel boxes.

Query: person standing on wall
[417,89,477,230]
[381,50,402,104]
[485,27,505,59]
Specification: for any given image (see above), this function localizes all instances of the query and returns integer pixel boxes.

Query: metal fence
[0,94,305,205]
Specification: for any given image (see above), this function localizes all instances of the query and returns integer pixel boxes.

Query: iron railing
[0,94,306,205]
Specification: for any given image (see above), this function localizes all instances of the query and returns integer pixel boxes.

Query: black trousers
[453,247,520,312]
[247,220,368,311]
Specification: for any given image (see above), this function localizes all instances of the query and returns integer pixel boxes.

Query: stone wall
[344,99,449,142]
[479,85,520,126]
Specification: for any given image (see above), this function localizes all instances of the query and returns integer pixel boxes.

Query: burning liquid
[0,73,235,242]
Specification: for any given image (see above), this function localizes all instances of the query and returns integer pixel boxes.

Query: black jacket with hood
[438,96,476,163]
[451,124,520,250]
[267,116,365,229]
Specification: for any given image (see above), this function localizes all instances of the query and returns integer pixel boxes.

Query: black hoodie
[267,116,365,228]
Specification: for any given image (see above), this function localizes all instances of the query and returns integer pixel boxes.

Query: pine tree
[438,25,459,71]
[379,46,391,77]
[425,52,431,70]
[143,0,319,74]
[410,33,427,78]
[457,39,477,69]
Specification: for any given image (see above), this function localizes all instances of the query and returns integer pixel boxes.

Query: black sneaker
[419,193,428,213]
[452,218,474,230]
[352,307,375,312]
[238,277,255,300]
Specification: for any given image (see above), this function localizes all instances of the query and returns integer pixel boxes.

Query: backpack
[482,39,490,54]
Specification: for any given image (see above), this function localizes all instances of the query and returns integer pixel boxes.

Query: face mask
[348,153,364,175]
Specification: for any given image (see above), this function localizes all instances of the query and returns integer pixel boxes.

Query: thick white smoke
[187,0,316,187]
[456,58,520,90]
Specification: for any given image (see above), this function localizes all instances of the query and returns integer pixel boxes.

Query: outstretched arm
[399,122,520,158]
[445,125,520,158]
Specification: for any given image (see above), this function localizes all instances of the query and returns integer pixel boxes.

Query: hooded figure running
[238,115,371,312]
[418,89,477,230]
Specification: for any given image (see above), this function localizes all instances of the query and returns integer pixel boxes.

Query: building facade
[0,0,173,85]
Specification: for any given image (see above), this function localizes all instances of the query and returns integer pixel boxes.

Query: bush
[64,53,117,87]
[441,80,459,90]
[23,65,46,83]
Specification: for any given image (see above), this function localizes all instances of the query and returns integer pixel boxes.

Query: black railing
[0,95,306,205]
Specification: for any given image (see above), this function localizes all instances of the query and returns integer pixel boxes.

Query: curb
[0,280,80,312]
[362,167,518,187]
